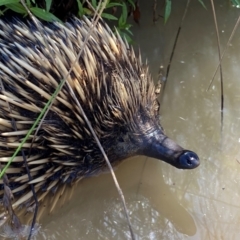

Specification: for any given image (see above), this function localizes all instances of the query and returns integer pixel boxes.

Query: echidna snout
[126,126,200,169]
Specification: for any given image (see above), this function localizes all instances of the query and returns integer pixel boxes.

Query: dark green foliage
[0,0,135,42]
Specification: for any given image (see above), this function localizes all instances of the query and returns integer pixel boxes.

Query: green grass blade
[0,79,66,179]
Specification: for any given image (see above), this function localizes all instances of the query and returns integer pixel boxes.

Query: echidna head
[109,114,199,169]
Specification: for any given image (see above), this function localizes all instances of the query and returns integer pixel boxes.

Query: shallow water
[6,0,240,239]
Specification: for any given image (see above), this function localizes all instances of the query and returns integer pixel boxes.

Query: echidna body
[0,17,199,206]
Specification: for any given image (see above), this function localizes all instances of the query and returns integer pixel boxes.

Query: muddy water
[31,1,240,239]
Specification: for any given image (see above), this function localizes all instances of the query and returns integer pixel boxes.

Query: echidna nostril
[187,159,192,166]
[178,151,200,169]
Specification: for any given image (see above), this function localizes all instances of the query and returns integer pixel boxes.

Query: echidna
[0,16,199,209]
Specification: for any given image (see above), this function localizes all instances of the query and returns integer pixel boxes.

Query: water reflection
[38,158,197,240]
